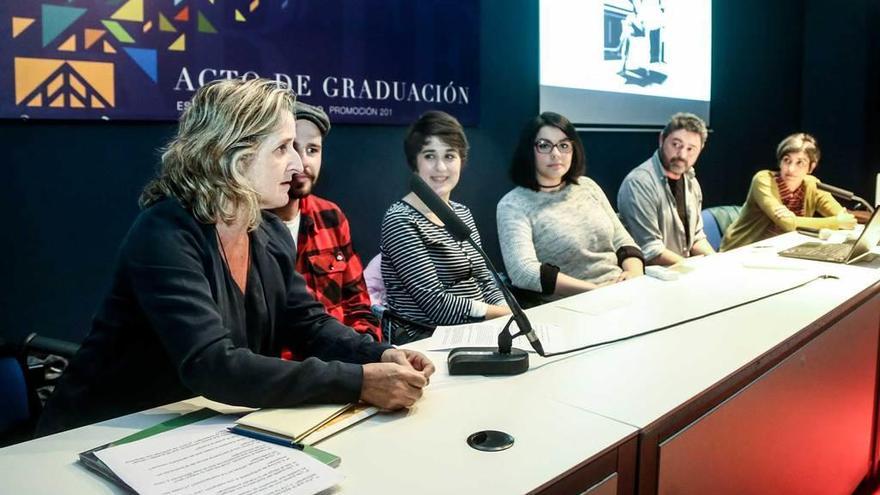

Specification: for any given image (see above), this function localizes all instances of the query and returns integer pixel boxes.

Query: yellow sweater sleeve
[753,173,844,231]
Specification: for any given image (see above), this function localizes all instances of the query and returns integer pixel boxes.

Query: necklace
[539,180,564,189]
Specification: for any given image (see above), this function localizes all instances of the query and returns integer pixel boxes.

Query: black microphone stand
[446,238,543,376]
[818,183,876,213]
[406,173,544,375]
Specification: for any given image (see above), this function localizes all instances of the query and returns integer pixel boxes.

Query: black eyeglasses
[534,139,574,155]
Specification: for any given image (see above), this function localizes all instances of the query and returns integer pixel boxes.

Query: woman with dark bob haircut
[497,112,644,302]
[380,111,510,344]
[721,132,856,251]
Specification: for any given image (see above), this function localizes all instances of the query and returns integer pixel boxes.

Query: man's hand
[359,349,435,410]
[381,348,436,381]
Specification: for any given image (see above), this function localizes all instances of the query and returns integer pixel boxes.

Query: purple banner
[1,0,480,124]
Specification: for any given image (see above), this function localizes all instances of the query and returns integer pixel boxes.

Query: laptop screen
[875,173,879,209]
[849,208,880,262]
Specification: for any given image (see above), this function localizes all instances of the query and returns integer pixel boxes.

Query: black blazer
[37,199,389,436]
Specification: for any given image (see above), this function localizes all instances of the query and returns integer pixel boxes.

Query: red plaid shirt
[292,195,382,341]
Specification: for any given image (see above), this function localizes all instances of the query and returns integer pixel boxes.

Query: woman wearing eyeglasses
[497,112,644,303]
[720,133,856,251]
[380,111,510,344]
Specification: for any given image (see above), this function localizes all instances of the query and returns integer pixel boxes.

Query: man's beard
[288,172,315,199]
[661,154,688,174]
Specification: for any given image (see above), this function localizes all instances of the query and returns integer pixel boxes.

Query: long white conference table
[1,232,878,495]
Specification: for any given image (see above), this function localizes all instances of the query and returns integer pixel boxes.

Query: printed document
[427,321,583,354]
[95,415,342,495]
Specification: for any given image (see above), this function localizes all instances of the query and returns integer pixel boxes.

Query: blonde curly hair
[140,78,296,230]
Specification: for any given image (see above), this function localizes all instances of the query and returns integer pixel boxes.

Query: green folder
[78,408,340,493]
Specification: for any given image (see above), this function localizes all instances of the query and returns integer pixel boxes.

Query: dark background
[2,0,878,345]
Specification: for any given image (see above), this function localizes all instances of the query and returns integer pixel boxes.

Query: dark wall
[2,0,876,345]
[801,0,873,194]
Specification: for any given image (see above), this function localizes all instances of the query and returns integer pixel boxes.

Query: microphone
[816,182,854,200]
[408,173,472,242]
[409,173,545,375]
[817,181,875,213]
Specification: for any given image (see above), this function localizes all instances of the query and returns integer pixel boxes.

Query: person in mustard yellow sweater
[721,133,856,251]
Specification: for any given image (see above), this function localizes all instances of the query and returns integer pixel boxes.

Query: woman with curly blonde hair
[38,78,433,436]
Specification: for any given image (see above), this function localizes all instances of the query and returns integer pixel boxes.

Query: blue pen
[227,425,305,450]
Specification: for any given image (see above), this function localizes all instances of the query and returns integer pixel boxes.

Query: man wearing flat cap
[272,102,382,342]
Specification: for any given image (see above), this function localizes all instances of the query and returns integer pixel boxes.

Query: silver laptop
[778,209,880,264]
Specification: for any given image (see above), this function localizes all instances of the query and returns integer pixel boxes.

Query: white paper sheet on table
[95,415,342,495]
[426,321,607,354]
[554,289,631,315]
[426,268,830,360]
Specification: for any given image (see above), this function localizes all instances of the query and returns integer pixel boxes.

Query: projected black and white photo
[540,0,711,126]
[604,0,668,87]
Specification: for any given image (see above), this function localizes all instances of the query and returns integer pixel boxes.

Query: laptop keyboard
[786,242,852,260]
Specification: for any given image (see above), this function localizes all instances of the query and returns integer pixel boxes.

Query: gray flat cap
[294,101,331,136]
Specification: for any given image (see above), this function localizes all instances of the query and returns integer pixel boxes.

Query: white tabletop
[0,356,637,495]
[524,232,880,428]
[2,231,876,493]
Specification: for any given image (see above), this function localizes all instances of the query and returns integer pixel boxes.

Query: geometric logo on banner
[174,6,189,22]
[122,47,157,82]
[158,12,176,32]
[142,20,153,33]
[12,17,36,38]
[101,20,135,43]
[58,34,77,52]
[103,40,116,53]
[15,57,114,108]
[197,11,216,33]
[84,28,105,49]
[235,9,246,22]
[168,33,185,51]
[250,0,259,12]
[42,4,87,47]
[110,0,144,22]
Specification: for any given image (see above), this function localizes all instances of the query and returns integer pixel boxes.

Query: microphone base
[447,347,529,376]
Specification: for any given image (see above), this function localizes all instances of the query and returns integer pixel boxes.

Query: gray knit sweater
[496,177,639,294]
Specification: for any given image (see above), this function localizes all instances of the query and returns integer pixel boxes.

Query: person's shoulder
[802,174,821,187]
[303,194,349,229]
[381,200,413,225]
[497,186,535,212]
[261,209,295,247]
[573,175,602,191]
[383,200,410,216]
[449,199,470,213]
[499,186,527,202]
[122,198,208,259]
[449,199,476,220]
[498,188,535,221]
[751,169,774,184]
[130,198,202,239]
[621,162,654,192]
[303,194,344,215]
[625,158,654,179]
